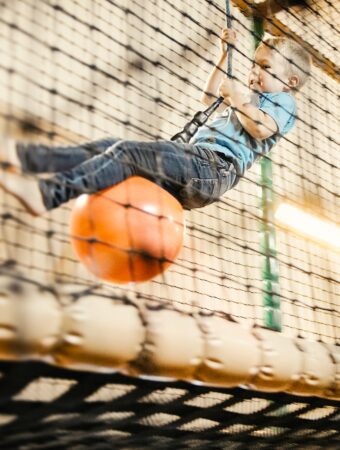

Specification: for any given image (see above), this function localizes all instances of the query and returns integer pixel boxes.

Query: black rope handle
[171,0,232,143]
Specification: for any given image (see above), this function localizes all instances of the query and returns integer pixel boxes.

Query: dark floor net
[0,360,339,450]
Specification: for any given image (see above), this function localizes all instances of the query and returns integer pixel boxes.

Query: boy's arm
[200,29,236,111]
[201,53,229,106]
[219,78,278,140]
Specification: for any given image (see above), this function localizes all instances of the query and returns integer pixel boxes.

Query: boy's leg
[16,138,121,173]
[39,140,237,210]
[2,140,178,215]
[0,140,237,214]
[39,140,190,210]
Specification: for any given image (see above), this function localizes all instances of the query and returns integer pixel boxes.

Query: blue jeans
[19,138,238,210]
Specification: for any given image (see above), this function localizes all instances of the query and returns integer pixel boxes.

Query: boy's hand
[219,28,236,56]
[218,76,235,100]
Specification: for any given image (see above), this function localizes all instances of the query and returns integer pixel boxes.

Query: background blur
[0,0,338,343]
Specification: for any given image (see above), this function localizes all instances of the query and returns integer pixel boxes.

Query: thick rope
[171,0,232,143]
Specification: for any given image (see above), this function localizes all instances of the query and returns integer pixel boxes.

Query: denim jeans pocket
[179,177,220,210]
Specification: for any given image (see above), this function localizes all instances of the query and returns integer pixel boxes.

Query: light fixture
[275,203,340,251]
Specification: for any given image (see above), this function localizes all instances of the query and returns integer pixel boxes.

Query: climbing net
[0,0,339,448]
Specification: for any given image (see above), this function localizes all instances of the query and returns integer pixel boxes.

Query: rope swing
[171,0,233,143]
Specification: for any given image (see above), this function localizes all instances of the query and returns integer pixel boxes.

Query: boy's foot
[0,137,22,170]
[0,168,47,216]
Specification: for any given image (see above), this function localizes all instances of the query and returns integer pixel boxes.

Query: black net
[0,0,338,340]
[0,0,339,447]
[0,360,339,450]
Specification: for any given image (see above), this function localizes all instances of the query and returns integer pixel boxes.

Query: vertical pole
[253,18,282,331]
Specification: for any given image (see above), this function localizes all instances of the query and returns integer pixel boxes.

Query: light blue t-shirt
[191,92,297,176]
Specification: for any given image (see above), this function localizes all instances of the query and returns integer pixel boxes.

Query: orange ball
[69,176,185,283]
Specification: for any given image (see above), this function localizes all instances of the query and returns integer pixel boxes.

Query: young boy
[0,29,311,215]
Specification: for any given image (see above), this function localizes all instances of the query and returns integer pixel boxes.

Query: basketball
[69,177,185,283]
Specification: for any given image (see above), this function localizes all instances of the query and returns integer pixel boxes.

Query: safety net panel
[0,0,338,339]
[0,0,339,448]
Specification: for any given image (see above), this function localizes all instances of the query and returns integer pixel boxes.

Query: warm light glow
[275,203,340,251]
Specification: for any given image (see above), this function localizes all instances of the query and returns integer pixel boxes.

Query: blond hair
[260,37,312,90]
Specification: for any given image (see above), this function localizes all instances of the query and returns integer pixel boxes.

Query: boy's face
[248,45,290,93]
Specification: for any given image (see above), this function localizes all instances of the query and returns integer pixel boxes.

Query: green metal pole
[253,18,282,331]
